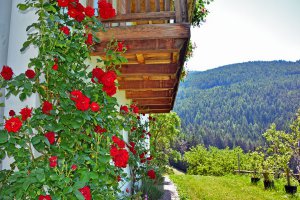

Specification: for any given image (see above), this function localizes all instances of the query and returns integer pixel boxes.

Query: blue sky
[187,0,300,71]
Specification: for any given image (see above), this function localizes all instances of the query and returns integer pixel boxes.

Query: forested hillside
[174,60,300,151]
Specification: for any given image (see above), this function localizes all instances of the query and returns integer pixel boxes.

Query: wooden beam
[100,11,176,22]
[118,79,176,89]
[136,54,145,64]
[133,98,172,105]
[118,75,173,81]
[119,63,178,74]
[97,23,190,42]
[126,90,173,99]
[139,105,172,110]
[92,38,186,55]
[139,109,171,113]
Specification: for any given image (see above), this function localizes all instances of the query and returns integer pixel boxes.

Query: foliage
[248,149,264,178]
[175,60,300,151]
[183,145,251,176]
[263,124,296,185]
[149,112,181,170]
[0,0,156,199]
[170,174,300,200]
[192,0,214,27]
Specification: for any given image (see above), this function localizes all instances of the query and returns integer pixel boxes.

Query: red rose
[147,155,153,161]
[112,135,125,148]
[52,64,58,71]
[126,188,130,193]
[75,2,85,12]
[79,186,91,200]
[91,67,104,83]
[44,132,55,145]
[140,152,146,163]
[75,12,85,22]
[71,164,77,171]
[102,85,116,97]
[128,142,136,155]
[39,195,52,200]
[60,26,70,35]
[49,156,58,168]
[90,102,100,112]
[137,116,140,120]
[25,69,36,79]
[85,33,93,45]
[100,70,116,87]
[75,95,90,111]
[98,0,116,19]
[42,101,53,115]
[70,90,83,101]
[68,8,78,18]
[4,117,22,133]
[147,169,156,179]
[94,125,107,134]
[147,132,151,137]
[57,0,68,7]
[9,110,15,116]
[117,175,121,182]
[85,6,95,17]
[1,65,13,80]
[130,104,139,114]
[19,107,33,121]
[117,42,123,52]
[110,147,129,168]
[120,105,129,113]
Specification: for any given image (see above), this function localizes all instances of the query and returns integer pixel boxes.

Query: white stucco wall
[1,0,39,170]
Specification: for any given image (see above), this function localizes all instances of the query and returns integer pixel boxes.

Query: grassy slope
[170,175,300,200]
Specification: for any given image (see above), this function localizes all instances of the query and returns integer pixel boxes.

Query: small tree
[249,148,264,178]
[263,124,295,186]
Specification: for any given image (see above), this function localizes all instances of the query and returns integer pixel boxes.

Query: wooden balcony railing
[87,0,188,25]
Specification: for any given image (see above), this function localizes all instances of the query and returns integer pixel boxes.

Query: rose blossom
[19,107,33,121]
[57,0,68,7]
[5,117,22,133]
[79,186,91,200]
[42,101,53,115]
[44,132,55,145]
[90,102,100,112]
[147,169,156,179]
[71,164,77,171]
[85,33,93,45]
[94,125,107,134]
[9,110,15,117]
[120,105,129,113]
[130,104,139,114]
[25,69,36,79]
[1,65,13,80]
[75,95,90,111]
[100,70,116,87]
[38,195,52,200]
[52,64,58,71]
[102,85,116,96]
[70,90,83,101]
[49,156,58,168]
[60,26,70,35]
[112,135,125,148]
[85,6,95,17]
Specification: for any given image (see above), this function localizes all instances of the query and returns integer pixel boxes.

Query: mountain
[174,60,300,151]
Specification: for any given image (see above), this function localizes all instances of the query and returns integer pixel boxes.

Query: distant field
[170,175,300,200]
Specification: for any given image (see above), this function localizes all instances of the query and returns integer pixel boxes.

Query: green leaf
[17,4,29,11]
[0,132,8,144]
[73,190,85,200]
[20,41,31,52]
[0,102,5,107]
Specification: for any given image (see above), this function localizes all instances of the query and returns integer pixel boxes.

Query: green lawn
[170,175,300,200]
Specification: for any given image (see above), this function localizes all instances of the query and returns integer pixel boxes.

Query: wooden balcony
[88,0,192,113]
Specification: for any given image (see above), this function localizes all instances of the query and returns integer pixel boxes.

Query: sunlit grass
[170,174,300,200]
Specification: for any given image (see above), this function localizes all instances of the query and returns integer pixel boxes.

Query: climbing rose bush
[0,0,136,199]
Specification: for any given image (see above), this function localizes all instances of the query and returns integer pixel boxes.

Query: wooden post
[174,0,181,23]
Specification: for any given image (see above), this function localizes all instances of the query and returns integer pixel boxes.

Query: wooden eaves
[88,0,192,113]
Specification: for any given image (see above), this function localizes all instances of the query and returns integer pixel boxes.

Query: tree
[149,112,181,168]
